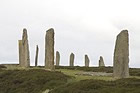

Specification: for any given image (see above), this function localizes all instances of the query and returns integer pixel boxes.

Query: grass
[56,69,115,82]
[56,66,140,76]
[0,66,140,93]
[0,69,71,93]
[50,78,140,93]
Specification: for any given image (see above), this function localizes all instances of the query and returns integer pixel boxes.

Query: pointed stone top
[22,28,28,36]
[23,28,27,31]
[100,56,103,59]
[119,29,128,34]
[71,52,74,55]
[85,54,88,57]
[47,28,54,32]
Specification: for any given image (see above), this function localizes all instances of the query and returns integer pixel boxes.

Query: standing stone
[56,51,60,66]
[35,45,39,67]
[19,28,30,68]
[85,55,90,67]
[99,56,105,67]
[113,30,129,78]
[45,28,55,70]
[69,53,74,66]
[19,40,23,66]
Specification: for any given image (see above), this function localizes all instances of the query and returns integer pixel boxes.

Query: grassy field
[0,65,140,93]
[0,69,71,93]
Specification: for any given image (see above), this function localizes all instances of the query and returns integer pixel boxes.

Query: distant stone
[56,51,60,66]
[70,53,75,66]
[35,45,39,67]
[113,30,129,78]
[85,55,90,67]
[45,28,55,70]
[19,28,30,68]
[99,56,105,67]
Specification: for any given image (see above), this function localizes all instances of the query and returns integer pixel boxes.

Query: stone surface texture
[35,45,39,66]
[45,28,55,70]
[56,51,60,66]
[99,56,105,67]
[85,55,90,67]
[70,53,74,66]
[113,30,129,78]
[19,28,30,68]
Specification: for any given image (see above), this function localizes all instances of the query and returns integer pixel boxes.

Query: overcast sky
[0,0,140,68]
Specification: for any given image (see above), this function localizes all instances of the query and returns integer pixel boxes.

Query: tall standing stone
[85,55,90,67]
[35,45,39,67]
[45,28,55,70]
[19,28,30,68]
[70,53,74,66]
[99,56,105,67]
[56,51,60,66]
[19,40,23,66]
[113,30,129,78]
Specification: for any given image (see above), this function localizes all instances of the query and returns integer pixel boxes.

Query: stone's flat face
[18,40,23,66]
[35,45,39,67]
[45,28,55,70]
[19,28,30,68]
[56,51,60,66]
[99,56,105,67]
[70,53,74,66]
[85,55,90,67]
[113,30,129,78]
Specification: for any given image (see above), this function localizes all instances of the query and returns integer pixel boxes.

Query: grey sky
[0,0,140,67]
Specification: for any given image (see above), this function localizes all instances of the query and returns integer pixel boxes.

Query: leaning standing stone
[45,28,55,70]
[113,30,129,78]
[85,55,90,67]
[56,51,60,66]
[70,53,74,66]
[99,56,105,67]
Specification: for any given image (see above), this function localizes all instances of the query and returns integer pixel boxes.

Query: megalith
[18,40,23,66]
[85,55,90,67]
[35,45,39,67]
[56,51,60,66]
[99,56,105,67]
[69,53,74,66]
[113,30,129,78]
[19,28,30,68]
[45,28,55,70]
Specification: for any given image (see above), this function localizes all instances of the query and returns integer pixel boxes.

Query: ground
[0,65,140,93]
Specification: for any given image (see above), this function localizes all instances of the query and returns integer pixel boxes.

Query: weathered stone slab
[45,28,55,70]
[22,28,30,67]
[56,51,60,66]
[85,55,90,67]
[99,56,105,67]
[19,28,30,68]
[113,30,129,78]
[35,45,39,67]
[18,40,23,66]
[70,53,74,66]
